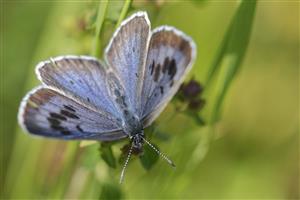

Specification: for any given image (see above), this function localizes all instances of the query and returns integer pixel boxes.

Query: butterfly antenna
[119,142,134,184]
[142,137,176,168]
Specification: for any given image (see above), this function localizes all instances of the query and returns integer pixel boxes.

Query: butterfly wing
[18,86,125,140]
[31,55,128,140]
[36,55,122,119]
[141,26,196,127]
[105,12,151,113]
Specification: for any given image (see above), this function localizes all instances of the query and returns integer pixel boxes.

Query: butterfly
[18,11,196,183]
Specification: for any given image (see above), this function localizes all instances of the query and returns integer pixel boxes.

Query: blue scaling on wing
[18,86,126,141]
[36,55,123,120]
[140,26,197,127]
[104,12,151,114]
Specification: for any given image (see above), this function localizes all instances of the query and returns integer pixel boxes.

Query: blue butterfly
[18,11,196,183]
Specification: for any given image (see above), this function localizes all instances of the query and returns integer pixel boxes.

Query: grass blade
[114,0,131,29]
[206,0,257,123]
[188,0,257,168]
[92,0,109,57]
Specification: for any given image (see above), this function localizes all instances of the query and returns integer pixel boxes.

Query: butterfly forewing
[105,12,151,114]
[141,26,196,127]
[37,56,122,119]
[18,87,126,141]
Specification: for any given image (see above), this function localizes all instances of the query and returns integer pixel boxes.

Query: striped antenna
[142,137,176,168]
[119,142,134,184]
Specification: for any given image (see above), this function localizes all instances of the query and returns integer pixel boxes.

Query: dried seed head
[180,79,203,99]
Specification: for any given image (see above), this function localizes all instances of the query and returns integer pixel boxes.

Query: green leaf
[100,143,117,169]
[99,182,123,200]
[205,0,257,123]
[139,143,159,170]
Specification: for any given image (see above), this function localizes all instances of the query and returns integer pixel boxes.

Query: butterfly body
[18,12,196,176]
[119,107,144,149]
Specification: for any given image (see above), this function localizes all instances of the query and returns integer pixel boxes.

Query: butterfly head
[130,130,144,150]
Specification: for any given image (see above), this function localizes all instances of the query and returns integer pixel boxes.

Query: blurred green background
[1,0,299,199]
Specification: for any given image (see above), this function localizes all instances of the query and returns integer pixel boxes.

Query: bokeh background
[1,0,299,199]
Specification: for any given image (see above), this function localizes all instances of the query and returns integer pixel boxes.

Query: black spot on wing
[76,125,84,132]
[60,110,79,119]
[150,60,155,75]
[168,59,177,80]
[170,80,174,87]
[48,112,68,134]
[50,112,67,121]
[51,124,65,131]
[162,57,170,73]
[154,64,161,82]
[47,117,60,126]
[63,105,76,112]
[123,109,129,116]
[121,97,128,107]
[160,86,164,94]
[115,95,128,108]
[114,89,121,97]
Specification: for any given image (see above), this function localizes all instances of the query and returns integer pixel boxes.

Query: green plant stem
[115,0,131,29]
[92,0,109,58]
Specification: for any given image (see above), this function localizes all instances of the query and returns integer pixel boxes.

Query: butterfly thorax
[121,109,144,149]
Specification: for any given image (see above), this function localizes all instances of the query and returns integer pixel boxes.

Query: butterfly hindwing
[18,87,126,141]
[105,12,151,114]
[36,55,122,119]
[141,26,196,127]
